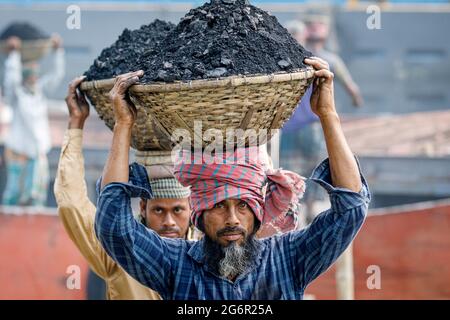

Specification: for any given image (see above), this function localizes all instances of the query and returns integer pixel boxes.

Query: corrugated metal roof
[343,110,450,158]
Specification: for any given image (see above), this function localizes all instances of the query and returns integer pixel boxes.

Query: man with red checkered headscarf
[95,57,371,300]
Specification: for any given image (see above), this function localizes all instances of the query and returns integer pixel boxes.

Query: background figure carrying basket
[1,35,65,206]
[281,15,363,225]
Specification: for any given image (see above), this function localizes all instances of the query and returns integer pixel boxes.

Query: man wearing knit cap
[54,77,192,299]
[95,56,371,300]
[133,150,192,238]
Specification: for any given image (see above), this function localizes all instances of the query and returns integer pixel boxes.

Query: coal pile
[0,22,49,40]
[84,19,175,80]
[135,0,312,83]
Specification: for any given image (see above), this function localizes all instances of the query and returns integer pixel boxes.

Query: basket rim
[80,66,315,93]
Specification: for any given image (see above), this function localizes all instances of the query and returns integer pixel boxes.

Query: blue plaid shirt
[95,158,370,300]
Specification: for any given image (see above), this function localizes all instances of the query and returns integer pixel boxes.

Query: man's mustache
[216,226,247,237]
[159,226,180,234]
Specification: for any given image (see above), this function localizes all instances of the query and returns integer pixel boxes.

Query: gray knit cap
[148,178,191,199]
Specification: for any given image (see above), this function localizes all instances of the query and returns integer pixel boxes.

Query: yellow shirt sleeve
[54,129,114,279]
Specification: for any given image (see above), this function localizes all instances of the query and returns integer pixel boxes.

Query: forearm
[68,118,86,130]
[333,56,355,94]
[101,123,132,189]
[319,113,362,192]
[344,81,361,102]
[50,48,65,82]
[40,49,65,92]
[55,129,90,204]
[55,129,110,278]
[95,183,173,295]
[101,70,142,189]
[3,51,22,99]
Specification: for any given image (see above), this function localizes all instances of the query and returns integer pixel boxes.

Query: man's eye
[238,201,248,209]
[154,208,163,214]
[174,207,182,214]
[214,202,225,209]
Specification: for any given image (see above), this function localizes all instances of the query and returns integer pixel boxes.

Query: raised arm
[39,34,65,94]
[100,71,142,188]
[94,71,178,298]
[54,76,114,279]
[305,57,361,193]
[2,37,22,104]
[331,55,363,107]
[288,57,370,290]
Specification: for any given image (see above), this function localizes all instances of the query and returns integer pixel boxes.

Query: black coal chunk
[84,19,175,80]
[0,22,49,40]
[134,0,312,83]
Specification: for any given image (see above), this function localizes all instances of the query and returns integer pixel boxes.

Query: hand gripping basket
[80,67,315,151]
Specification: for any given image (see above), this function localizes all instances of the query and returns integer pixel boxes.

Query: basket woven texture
[0,39,52,62]
[80,67,315,151]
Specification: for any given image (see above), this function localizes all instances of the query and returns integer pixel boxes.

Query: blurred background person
[285,19,308,47]
[2,34,64,207]
[304,13,363,108]
[282,19,325,224]
[0,87,11,196]
[282,13,364,224]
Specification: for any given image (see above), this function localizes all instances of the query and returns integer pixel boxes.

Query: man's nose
[225,206,240,227]
[162,213,176,227]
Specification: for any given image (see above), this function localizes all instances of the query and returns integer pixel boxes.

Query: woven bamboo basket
[80,67,315,151]
[0,38,52,62]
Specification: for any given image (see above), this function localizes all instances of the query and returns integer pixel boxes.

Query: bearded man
[94,56,370,300]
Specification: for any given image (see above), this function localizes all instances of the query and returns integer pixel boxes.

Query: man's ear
[253,216,261,234]
[197,213,205,233]
[139,199,147,218]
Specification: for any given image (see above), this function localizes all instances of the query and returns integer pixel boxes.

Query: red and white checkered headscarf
[174,147,306,234]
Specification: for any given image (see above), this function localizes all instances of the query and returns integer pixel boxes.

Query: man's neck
[228,274,238,282]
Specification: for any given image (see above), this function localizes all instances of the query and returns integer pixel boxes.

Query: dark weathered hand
[108,70,144,127]
[65,76,90,129]
[304,57,337,119]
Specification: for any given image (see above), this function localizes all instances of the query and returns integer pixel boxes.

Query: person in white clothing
[2,35,65,206]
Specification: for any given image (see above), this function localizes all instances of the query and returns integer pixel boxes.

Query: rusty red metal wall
[0,212,88,300]
[306,200,450,300]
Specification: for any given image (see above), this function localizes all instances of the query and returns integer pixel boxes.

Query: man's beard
[203,226,261,280]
